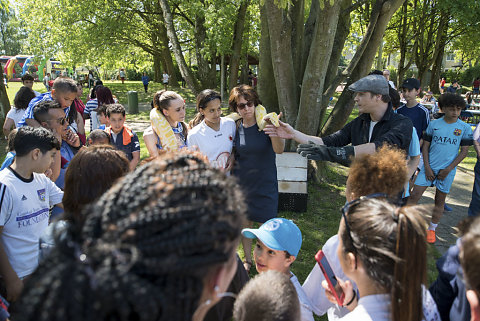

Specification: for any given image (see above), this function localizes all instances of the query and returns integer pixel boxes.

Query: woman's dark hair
[228,85,261,113]
[96,86,115,107]
[62,145,129,231]
[14,86,36,110]
[189,89,221,128]
[89,84,103,99]
[340,198,427,321]
[17,152,246,321]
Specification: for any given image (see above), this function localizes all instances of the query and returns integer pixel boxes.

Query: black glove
[297,143,354,167]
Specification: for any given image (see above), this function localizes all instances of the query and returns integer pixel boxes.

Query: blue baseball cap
[242,218,302,257]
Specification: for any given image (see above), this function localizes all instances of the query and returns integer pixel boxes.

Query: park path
[417,164,474,254]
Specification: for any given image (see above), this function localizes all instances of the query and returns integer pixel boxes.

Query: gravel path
[417,165,474,254]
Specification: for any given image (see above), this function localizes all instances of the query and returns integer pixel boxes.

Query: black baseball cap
[401,78,420,90]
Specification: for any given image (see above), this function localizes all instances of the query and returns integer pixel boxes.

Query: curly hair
[347,145,407,199]
[340,198,428,321]
[438,92,466,110]
[16,152,247,321]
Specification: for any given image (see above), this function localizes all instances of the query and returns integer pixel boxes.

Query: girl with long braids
[187,89,236,171]
[16,152,246,321]
[144,90,188,158]
[336,197,429,321]
[229,84,284,271]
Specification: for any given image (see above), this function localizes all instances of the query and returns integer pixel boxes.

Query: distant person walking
[162,71,169,90]
[119,69,126,84]
[473,77,480,99]
[440,78,446,94]
[88,70,94,88]
[43,73,51,91]
[142,72,149,93]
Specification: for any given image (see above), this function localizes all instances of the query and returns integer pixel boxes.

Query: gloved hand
[297,142,354,166]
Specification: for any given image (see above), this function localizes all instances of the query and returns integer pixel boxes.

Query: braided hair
[16,152,247,321]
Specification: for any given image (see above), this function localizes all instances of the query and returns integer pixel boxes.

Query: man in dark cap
[264,74,413,166]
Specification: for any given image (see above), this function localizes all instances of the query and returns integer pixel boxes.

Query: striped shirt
[396,103,430,141]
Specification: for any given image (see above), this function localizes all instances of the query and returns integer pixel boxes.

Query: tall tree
[228,0,250,90]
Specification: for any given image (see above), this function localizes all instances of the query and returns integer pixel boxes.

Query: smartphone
[315,249,345,306]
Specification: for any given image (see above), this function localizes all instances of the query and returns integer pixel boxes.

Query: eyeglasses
[47,116,68,126]
[237,101,254,110]
[340,193,388,254]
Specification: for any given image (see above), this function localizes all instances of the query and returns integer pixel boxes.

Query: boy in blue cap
[242,218,314,321]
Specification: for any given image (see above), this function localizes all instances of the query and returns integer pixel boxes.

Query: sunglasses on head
[237,101,254,110]
[340,193,388,253]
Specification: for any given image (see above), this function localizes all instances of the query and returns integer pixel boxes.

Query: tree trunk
[429,10,449,93]
[258,3,279,113]
[158,0,199,93]
[321,0,406,136]
[265,0,299,126]
[295,0,346,138]
[153,51,162,83]
[194,13,215,88]
[317,0,352,135]
[0,77,9,124]
[228,0,250,91]
[157,8,178,85]
[290,0,305,90]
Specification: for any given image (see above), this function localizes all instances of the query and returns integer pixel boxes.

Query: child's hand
[437,168,451,180]
[6,275,23,302]
[425,167,436,182]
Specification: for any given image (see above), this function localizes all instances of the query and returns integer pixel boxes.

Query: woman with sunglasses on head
[302,146,440,320]
[228,84,285,271]
[187,89,236,172]
[336,197,428,321]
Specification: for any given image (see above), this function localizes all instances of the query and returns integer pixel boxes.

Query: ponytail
[190,89,221,129]
[189,113,204,129]
[340,198,428,321]
[391,207,427,321]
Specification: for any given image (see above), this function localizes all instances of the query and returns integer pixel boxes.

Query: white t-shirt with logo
[187,117,236,170]
[0,168,63,277]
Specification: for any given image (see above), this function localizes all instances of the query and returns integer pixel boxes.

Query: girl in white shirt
[187,89,235,171]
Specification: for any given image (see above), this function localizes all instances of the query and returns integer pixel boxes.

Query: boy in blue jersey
[408,93,473,243]
[397,78,430,142]
[18,77,77,128]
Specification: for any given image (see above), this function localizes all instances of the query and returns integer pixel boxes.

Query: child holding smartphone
[242,218,314,321]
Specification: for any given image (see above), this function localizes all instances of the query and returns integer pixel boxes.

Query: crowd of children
[0,73,480,321]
